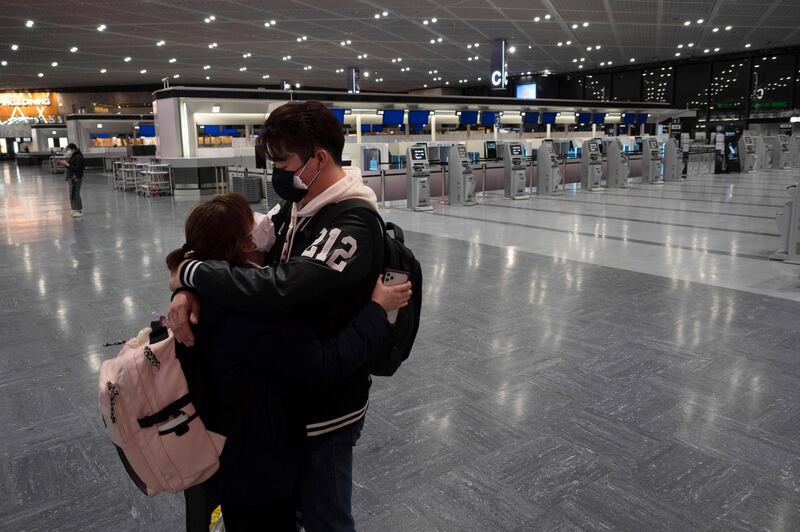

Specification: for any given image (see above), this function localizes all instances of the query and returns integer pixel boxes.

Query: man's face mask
[271,155,321,203]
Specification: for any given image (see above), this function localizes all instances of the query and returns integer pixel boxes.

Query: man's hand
[169,259,190,291]
[167,291,200,346]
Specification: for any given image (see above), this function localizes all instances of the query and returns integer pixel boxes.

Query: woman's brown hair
[166,193,253,271]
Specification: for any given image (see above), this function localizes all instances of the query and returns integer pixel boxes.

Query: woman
[60,143,85,218]
[167,193,410,531]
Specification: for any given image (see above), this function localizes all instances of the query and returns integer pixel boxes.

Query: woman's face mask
[271,155,321,203]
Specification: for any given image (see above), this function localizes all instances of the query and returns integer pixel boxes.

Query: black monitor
[510,144,523,156]
[485,141,497,159]
[409,147,427,161]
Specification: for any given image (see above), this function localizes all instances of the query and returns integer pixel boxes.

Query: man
[169,100,386,531]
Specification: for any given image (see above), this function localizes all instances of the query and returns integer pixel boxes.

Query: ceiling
[0,0,799,93]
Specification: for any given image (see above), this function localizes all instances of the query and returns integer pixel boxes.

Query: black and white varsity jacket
[178,199,384,437]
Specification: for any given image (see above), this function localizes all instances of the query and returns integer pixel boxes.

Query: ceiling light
[140,69,147,74]
[97,124,103,128]
[100,68,106,73]
[383,11,388,16]
[508,46,516,53]
[208,42,218,48]
[712,27,719,32]
[630,57,635,62]
[608,61,613,65]
[423,20,429,25]
[578,65,583,69]
[557,41,563,46]
[37,72,44,77]
[545,14,551,19]
[684,20,691,26]
[571,23,578,29]
[714,47,720,51]
[124,56,132,62]
[51,61,58,67]
[173,74,180,79]
[572,58,578,63]
[745,43,751,48]
[595,45,601,49]
[675,52,681,56]
[437,37,443,42]
[204,18,211,23]
[600,62,605,66]
[534,16,541,22]
[168,58,177,63]
[583,22,589,27]
[374,14,380,19]
[205,76,210,80]
[580,57,585,61]
[566,40,572,45]
[239,66,247,71]
[430,39,435,44]
[363,71,370,78]
[270,20,276,25]
[678,44,684,48]
[211,105,220,113]
[11,44,19,51]
[203,64,211,69]
[431,18,437,23]
[25,20,34,28]
[242,52,252,58]
[156,40,165,46]
[340,41,346,46]
[688,43,694,47]
[70,46,78,53]
[704,48,710,53]
[587,46,592,51]
[262,74,270,79]
[725,25,732,30]
[1,61,7,66]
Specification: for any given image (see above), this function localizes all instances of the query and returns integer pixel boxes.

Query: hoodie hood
[294,166,377,219]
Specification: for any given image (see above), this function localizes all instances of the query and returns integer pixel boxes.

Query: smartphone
[383,269,409,325]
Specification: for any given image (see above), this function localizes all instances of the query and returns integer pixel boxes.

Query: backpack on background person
[98,318,225,496]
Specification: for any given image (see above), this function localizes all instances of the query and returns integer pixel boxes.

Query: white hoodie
[283,166,378,262]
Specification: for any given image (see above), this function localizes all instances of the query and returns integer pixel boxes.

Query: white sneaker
[72,211,83,218]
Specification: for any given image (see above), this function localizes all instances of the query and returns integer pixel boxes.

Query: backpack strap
[137,393,192,428]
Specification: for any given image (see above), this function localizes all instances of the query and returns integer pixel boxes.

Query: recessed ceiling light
[571,23,578,29]
[583,22,589,27]
[25,20,34,28]
[208,42,218,48]
[557,41,563,46]
[725,25,732,30]
[203,65,211,70]
[11,44,19,51]
[383,11,388,16]
[363,71,370,78]
[608,61,613,65]
[688,43,694,47]
[295,83,301,88]
[704,48,710,53]
[508,46,516,53]
[51,61,58,67]
[534,16,541,22]
[431,17,437,23]
[205,76,210,80]
[173,74,180,79]
[97,24,106,31]
[100,68,106,73]
[97,123,103,128]
[587,46,592,51]
[70,46,78,52]
[745,43,751,48]
[437,37,443,42]
[270,20,276,25]
[566,40,572,45]
[678,44,684,48]
[430,39,435,44]
[124,56,132,62]
[243,52,252,58]
[630,57,635,62]
[156,40,166,46]
[572,58,578,63]
[140,69,147,74]
[262,74,270,79]
[683,20,691,26]
[239,66,247,71]
[374,14,380,19]
[1,61,7,66]
[675,52,681,56]
[580,57,585,61]
[545,14,551,20]
[578,65,583,69]
[600,62,605,66]
[714,47,720,51]
[37,72,44,77]
[595,45,601,49]
[712,27,719,32]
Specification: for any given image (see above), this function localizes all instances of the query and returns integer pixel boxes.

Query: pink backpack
[99,320,226,496]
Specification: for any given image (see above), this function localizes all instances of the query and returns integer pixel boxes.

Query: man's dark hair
[261,100,344,166]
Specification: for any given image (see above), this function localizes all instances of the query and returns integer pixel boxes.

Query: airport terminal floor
[2,161,800,531]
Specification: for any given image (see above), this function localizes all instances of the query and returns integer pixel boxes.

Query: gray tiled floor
[1,162,800,531]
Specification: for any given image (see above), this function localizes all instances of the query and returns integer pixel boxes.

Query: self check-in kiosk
[755,136,773,170]
[406,145,433,211]
[642,137,664,184]
[580,139,603,191]
[738,136,757,172]
[774,135,791,169]
[605,138,630,188]
[503,142,530,200]
[663,138,682,181]
[537,139,563,196]
[448,144,477,206]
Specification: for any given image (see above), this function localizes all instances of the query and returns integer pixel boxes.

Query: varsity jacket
[178,167,384,436]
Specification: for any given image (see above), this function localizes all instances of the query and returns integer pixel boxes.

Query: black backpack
[271,199,422,376]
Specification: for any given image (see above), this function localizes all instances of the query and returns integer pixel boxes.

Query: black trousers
[69,178,83,211]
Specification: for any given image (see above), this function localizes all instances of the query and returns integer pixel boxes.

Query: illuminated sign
[490,39,507,90]
[0,91,60,124]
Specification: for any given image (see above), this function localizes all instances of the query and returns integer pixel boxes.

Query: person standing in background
[60,143,85,218]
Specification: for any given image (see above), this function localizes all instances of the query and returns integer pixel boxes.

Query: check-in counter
[160,155,257,196]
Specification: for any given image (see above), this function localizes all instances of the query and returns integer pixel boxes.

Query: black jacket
[179,298,392,505]
[179,201,384,436]
[65,151,85,180]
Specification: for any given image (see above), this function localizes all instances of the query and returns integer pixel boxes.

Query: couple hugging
[167,100,412,531]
